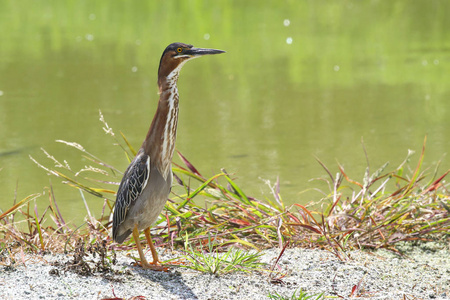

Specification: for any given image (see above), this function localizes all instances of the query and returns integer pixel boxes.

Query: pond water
[1,1,449,224]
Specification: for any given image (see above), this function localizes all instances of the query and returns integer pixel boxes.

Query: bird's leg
[144,227,160,265]
[144,227,184,266]
[132,225,151,267]
[132,225,166,271]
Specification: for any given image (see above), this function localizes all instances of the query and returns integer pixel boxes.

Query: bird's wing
[112,150,150,240]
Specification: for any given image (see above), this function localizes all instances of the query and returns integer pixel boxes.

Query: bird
[112,43,225,270]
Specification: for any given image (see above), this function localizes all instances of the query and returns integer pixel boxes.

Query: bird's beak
[186,47,226,57]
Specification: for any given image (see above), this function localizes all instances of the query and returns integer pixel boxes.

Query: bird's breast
[156,86,179,180]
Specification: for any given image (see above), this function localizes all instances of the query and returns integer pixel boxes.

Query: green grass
[1,112,449,271]
[179,232,264,275]
[268,289,325,300]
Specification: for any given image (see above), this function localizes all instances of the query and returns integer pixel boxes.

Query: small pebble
[0,243,448,299]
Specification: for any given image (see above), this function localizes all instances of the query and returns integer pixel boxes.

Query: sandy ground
[0,242,449,300]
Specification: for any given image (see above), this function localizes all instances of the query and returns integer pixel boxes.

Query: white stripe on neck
[159,62,185,180]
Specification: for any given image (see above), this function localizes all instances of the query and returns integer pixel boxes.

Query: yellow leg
[144,227,184,267]
[132,225,166,271]
[144,227,160,265]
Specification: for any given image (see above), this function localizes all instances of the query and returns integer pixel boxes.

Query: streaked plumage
[112,43,225,269]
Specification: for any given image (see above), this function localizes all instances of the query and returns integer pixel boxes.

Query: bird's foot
[133,260,169,272]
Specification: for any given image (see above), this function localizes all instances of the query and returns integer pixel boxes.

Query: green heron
[112,43,225,270]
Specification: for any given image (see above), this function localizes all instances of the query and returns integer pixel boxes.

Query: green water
[1,1,449,224]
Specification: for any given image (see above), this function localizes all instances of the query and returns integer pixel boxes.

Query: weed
[1,112,448,264]
[50,238,122,278]
[268,288,324,300]
[268,241,290,284]
[180,233,264,275]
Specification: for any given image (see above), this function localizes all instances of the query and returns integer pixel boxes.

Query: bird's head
[158,43,225,83]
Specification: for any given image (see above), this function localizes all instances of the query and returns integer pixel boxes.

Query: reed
[1,112,449,270]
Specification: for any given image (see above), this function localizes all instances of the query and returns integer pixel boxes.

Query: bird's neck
[142,72,181,180]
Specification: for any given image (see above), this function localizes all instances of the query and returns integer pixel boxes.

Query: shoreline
[1,241,449,300]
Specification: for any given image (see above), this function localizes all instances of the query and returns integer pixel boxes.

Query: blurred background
[1,0,449,224]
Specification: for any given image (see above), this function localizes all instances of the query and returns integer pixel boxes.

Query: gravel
[0,242,449,300]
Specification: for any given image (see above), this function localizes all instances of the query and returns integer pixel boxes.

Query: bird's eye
[177,47,183,53]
